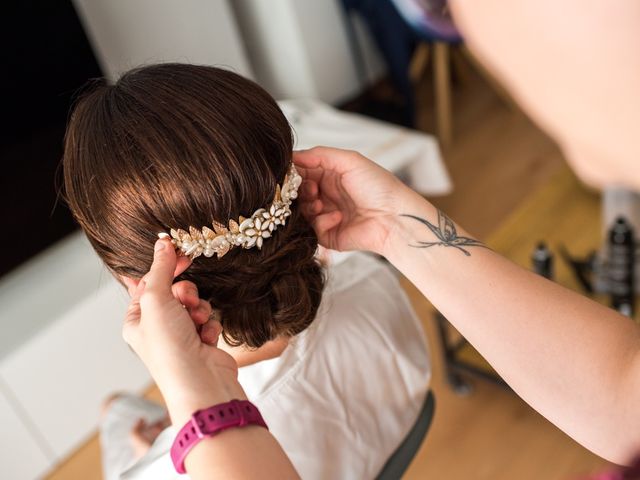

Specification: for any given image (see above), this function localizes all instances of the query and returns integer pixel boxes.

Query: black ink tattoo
[401,211,486,256]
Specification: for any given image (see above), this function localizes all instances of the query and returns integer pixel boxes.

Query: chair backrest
[376,390,436,480]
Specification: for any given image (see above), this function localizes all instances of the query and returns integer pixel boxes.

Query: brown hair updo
[63,63,324,349]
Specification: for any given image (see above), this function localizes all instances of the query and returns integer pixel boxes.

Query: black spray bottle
[607,217,635,317]
[532,242,554,280]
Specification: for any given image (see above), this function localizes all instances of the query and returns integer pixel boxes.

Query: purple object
[390,0,461,41]
[171,399,268,474]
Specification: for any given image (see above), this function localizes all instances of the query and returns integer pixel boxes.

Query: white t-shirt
[123,252,431,480]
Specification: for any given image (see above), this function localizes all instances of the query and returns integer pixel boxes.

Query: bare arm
[123,239,300,479]
[294,146,640,465]
[183,429,297,480]
[168,392,299,480]
[386,192,640,464]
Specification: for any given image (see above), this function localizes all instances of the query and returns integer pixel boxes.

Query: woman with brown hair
[74,0,640,478]
[63,63,430,479]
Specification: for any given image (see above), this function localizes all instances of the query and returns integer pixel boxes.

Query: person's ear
[120,275,141,297]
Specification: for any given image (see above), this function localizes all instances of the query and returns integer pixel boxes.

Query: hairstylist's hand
[294,147,418,256]
[123,239,246,426]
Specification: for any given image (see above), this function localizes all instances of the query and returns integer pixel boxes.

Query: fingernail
[154,240,166,252]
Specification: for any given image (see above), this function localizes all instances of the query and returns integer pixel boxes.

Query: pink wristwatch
[170,399,268,474]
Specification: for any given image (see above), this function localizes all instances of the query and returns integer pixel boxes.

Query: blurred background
[0,1,626,479]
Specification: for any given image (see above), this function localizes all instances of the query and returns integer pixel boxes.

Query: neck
[218,336,290,368]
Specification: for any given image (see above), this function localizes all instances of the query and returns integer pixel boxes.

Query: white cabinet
[0,384,51,479]
[0,277,150,461]
[0,233,151,477]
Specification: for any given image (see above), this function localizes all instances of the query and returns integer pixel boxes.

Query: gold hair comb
[158,163,302,260]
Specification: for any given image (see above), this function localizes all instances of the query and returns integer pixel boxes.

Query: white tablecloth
[279,99,452,196]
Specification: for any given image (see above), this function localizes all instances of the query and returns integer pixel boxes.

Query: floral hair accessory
[158,163,302,260]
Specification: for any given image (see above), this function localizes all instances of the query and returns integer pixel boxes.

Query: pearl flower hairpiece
[158,163,303,260]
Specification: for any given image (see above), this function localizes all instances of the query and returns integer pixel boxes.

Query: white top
[123,252,431,480]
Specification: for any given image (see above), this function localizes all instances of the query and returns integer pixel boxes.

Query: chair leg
[409,42,430,84]
[450,44,473,85]
[433,41,453,149]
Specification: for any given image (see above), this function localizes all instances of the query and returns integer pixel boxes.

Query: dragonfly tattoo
[401,211,486,256]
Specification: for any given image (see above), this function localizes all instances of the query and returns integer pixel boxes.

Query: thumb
[143,238,177,297]
[312,210,343,235]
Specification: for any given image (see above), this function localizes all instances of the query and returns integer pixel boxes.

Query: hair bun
[62,64,325,349]
[181,208,325,348]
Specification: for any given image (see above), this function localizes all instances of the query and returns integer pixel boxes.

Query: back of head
[63,63,324,348]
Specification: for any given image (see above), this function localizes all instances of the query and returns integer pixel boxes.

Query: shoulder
[318,251,418,331]
[324,251,398,293]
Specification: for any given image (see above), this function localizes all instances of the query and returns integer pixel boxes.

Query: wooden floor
[402,168,613,480]
[47,65,611,479]
[402,166,614,479]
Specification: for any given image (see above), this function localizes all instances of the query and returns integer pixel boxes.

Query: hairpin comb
[158,163,302,260]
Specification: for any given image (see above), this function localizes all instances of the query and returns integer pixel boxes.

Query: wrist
[166,386,247,427]
[380,188,436,262]
[158,367,247,426]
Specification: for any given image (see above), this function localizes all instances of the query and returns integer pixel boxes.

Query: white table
[280,99,451,196]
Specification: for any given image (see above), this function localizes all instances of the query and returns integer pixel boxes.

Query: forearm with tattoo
[401,210,487,257]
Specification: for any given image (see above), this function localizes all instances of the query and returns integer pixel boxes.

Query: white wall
[232,0,385,103]
[230,0,315,99]
[72,0,253,82]
[73,0,384,103]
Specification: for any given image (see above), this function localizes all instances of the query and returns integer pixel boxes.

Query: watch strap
[170,399,268,474]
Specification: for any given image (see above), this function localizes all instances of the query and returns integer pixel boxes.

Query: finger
[190,299,212,326]
[171,281,200,309]
[121,276,141,297]
[303,198,324,218]
[173,255,192,278]
[171,281,210,325]
[310,199,323,215]
[143,239,176,297]
[155,234,191,278]
[293,146,360,172]
[123,279,146,329]
[299,180,319,201]
[292,164,323,186]
[122,279,146,345]
[312,210,343,235]
[200,318,223,346]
